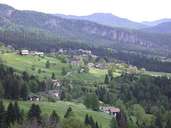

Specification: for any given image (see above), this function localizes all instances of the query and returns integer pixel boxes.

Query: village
[1,45,143,119]
[18,48,111,70]
[15,48,122,117]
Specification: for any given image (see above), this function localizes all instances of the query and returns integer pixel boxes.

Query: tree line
[0,64,48,100]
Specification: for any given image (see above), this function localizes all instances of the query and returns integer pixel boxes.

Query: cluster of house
[78,49,92,55]
[100,106,120,117]
[68,54,107,69]
[19,50,44,56]
[58,48,92,55]
[70,56,82,66]
[88,63,108,69]
[28,79,62,101]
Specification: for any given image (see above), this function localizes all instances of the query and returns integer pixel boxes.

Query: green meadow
[4,100,112,128]
[0,53,109,82]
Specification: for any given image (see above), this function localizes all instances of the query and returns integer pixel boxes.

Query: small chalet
[20,50,29,55]
[78,49,92,55]
[35,52,44,56]
[30,51,44,56]
[95,63,107,69]
[58,49,64,54]
[48,90,60,98]
[52,79,61,88]
[70,56,81,66]
[100,106,120,117]
[88,63,94,68]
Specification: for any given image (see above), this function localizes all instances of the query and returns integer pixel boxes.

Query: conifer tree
[110,117,118,128]
[13,102,22,123]
[22,71,29,81]
[20,84,29,100]
[84,114,90,125]
[49,110,60,127]
[45,60,50,68]
[104,74,109,84]
[27,104,41,123]
[0,101,7,128]
[64,107,73,118]
[51,72,56,79]
[95,122,99,128]
[6,102,15,126]
[89,116,95,128]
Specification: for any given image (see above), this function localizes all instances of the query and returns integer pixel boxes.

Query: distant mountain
[0,4,15,17]
[142,18,171,26]
[142,22,171,33]
[0,4,171,57]
[55,13,147,29]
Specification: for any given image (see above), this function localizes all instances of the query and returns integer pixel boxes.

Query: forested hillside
[1,4,171,57]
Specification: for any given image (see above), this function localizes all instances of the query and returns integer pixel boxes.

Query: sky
[0,0,171,22]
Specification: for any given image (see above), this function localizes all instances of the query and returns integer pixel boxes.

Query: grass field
[144,71,171,77]
[4,100,111,128]
[0,53,108,82]
[0,53,68,79]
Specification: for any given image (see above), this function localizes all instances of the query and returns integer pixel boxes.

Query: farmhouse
[70,56,81,66]
[52,79,61,88]
[78,49,92,54]
[20,50,29,55]
[34,51,44,56]
[48,90,60,98]
[88,63,95,68]
[100,106,120,117]
[70,59,80,66]
[28,95,40,101]
[30,51,44,56]
[58,48,64,54]
[95,63,107,69]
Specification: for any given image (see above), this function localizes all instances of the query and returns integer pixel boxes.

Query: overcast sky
[0,0,170,22]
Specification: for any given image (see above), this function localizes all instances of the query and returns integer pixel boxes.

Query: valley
[0,2,171,128]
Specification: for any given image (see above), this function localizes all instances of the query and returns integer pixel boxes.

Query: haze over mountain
[142,18,171,26]
[142,21,171,33]
[55,13,147,29]
[0,4,171,57]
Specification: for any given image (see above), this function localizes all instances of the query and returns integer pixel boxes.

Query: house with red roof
[100,106,120,117]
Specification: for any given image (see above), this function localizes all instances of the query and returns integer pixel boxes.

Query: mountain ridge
[55,13,147,29]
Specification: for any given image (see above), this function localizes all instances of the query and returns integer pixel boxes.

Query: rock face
[80,24,155,48]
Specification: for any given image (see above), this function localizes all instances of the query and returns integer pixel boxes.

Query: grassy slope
[0,53,108,82]
[144,71,171,77]
[4,100,111,128]
[0,53,170,82]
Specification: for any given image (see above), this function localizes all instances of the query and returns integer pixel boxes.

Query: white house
[28,96,40,101]
[52,79,61,87]
[35,52,44,56]
[88,63,95,68]
[20,50,29,55]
